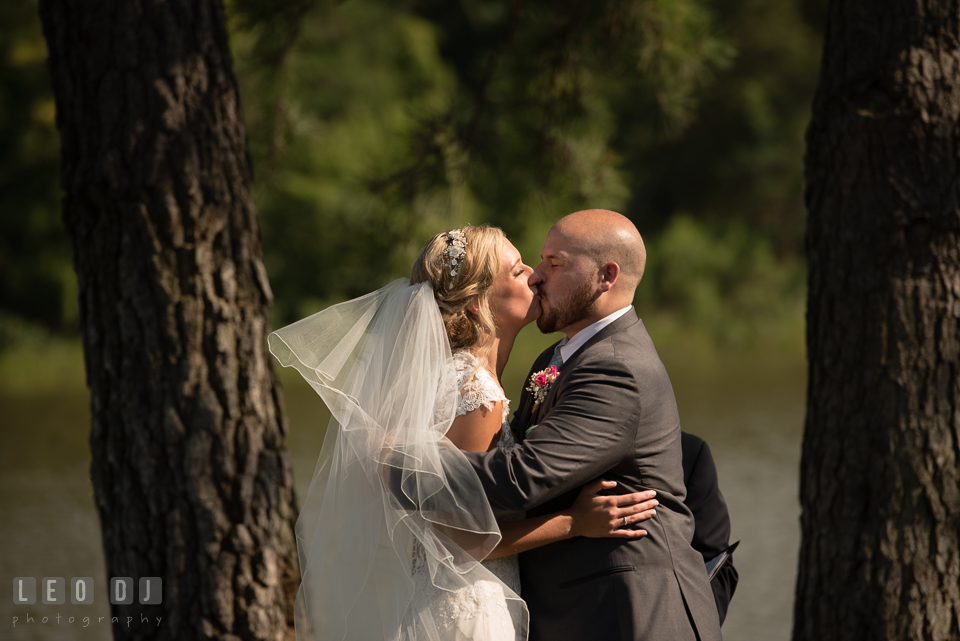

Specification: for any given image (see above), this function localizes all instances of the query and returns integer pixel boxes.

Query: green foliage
[234,1,470,320]
[0,0,74,332]
[0,0,821,359]
[634,0,737,130]
[636,215,805,346]
[232,0,741,324]
[622,0,822,252]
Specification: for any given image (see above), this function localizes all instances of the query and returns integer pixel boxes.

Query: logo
[12,577,162,630]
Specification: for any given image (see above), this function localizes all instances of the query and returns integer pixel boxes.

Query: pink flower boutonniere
[526,365,559,411]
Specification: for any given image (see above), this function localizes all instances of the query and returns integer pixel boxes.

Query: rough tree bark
[38,1,299,639]
[797,1,960,640]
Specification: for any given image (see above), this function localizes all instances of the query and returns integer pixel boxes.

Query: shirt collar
[557,305,633,363]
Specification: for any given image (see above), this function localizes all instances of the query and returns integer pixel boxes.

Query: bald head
[552,209,646,294]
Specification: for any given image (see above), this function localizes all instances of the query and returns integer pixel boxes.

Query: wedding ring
[622,516,628,528]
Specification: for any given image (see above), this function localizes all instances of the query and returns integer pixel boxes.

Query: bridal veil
[269,279,527,641]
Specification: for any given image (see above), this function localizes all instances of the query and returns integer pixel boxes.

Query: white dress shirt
[556,305,634,364]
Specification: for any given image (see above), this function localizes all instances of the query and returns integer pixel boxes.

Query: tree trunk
[38,2,299,639]
[797,2,960,640]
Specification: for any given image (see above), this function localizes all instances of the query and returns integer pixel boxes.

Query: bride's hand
[567,479,658,539]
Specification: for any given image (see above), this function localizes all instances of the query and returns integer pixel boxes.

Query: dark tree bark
[38,2,298,639]
[797,2,960,640]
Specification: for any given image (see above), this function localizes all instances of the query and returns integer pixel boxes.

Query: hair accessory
[443,229,468,283]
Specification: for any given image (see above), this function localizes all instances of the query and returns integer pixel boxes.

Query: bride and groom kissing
[270,209,723,641]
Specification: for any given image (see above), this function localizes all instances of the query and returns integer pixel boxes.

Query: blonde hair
[410,225,505,353]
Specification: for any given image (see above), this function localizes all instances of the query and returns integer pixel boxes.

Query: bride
[269,225,656,641]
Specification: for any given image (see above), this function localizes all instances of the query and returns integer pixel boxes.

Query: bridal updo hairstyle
[410,225,504,352]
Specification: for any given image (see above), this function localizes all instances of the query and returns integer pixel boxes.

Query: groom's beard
[536,280,596,334]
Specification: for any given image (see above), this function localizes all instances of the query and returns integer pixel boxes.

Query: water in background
[1,326,805,641]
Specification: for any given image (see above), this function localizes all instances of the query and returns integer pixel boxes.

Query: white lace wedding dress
[406,349,524,641]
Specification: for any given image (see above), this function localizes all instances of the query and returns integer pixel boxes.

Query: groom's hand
[567,478,658,539]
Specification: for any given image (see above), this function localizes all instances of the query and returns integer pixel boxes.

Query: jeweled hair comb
[442,229,467,284]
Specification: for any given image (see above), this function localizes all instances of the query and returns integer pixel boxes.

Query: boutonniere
[526,365,559,411]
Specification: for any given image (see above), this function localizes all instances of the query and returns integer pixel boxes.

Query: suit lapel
[532,310,641,423]
[514,388,536,442]
[513,343,558,442]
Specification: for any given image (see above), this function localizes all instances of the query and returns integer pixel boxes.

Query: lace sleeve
[453,350,507,417]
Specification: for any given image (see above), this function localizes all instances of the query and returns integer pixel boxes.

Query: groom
[468,210,722,641]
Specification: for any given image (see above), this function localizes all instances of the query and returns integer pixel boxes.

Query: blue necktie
[549,345,564,370]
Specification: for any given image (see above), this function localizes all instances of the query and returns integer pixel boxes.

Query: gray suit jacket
[469,311,722,641]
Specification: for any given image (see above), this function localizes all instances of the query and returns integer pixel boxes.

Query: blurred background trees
[1,0,824,351]
[0,0,73,341]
